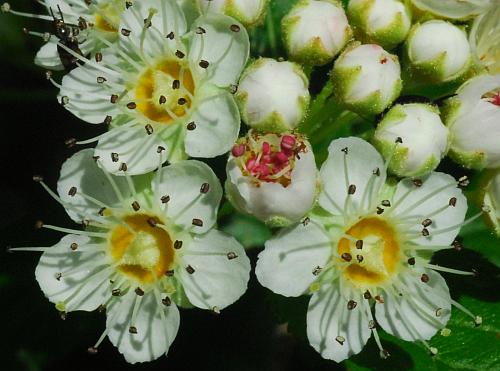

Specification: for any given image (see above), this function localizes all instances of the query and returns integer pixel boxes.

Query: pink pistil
[232,143,246,157]
[262,141,271,155]
[490,92,500,106]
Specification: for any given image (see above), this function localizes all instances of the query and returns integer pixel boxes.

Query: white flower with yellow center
[469,4,500,74]
[483,170,500,237]
[256,137,482,362]
[410,0,494,21]
[54,0,249,174]
[14,149,250,363]
[195,0,269,28]
[1,0,129,70]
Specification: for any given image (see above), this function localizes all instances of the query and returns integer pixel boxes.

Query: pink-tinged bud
[262,141,271,155]
[281,135,296,151]
[232,143,246,157]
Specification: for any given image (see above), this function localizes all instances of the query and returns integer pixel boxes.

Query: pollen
[338,217,401,286]
[135,59,195,124]
[109,214,174,284]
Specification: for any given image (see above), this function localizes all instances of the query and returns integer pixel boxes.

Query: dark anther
[143,18,152,28]
[162,297,172,306]
[335,336,345,345]
[126,102,137,109]
[98,207,106,216]
[200,183,210,194]
[302,217,310,226]
[380,349,390,359]
[103,115,112,125]
[145,124,154,135]
[376,207,384,214]
[95,52,102,62]
[363,291,372,299]
[381,200,391,207]
[166,31,175,39]
[421,273,430,283]
[472,268,479,277]
[147,218,157,227]
[196,26,206,34]
[111,152,119,162]
[230,24,240,32]
[347,300,357,310]
[407,257,416,265]
[112,288,121,296]
[65,138,77,148]
[35,220,44,229]
[368,320,376,329]
[355,240,363,249]
[97,76,106,84]
[449,197,457,207]
[68,187,77,197]
[70,242,78,251]
[121,28,131,36]
[373,167,380,176]
[135,287,145,296]
[348,184,356,195]
[229,84,238,94]
[199,60,209,69]
[55,272,62,281]
[32,175,44,182]
[159,95,166,104]
[227,252,238,260]
[452,239,463,251]
[132,201,140,211]
[458,176,470,187]
[110,94,119,103]
[45,70,52,80]
[422,218,432,227]
[312,266,322,276]
[92,156,100,162]
[60,96,69,105]
[125,1,132,8]
[174,240,183,249]
[172,80,180,89]
[374,295,384,304]
[165,270,174,277]
[161,195,170,204]
[435,308,443,317]
[129,326,138,334]
[87,346,98,354]
[186,265,195,274]
[175,50,185,59]
[178,97,187,105]
[119,162,128,172]
[357,255,364,263]
[341,147,348,154]
[157,146,165,153]
[341,253,352,262]
[192,218,203,227]
[413,179,423,187]
[422,228,430,237]
[187,121,197,130]
[98,304,106,313]
[395,137,403,144]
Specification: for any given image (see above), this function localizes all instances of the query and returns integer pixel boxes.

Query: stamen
[425,264,475,276]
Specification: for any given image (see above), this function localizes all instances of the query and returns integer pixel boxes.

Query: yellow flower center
[94,1,123,33]
[135,59,195,124]
[109,214,174,284]
[337,217,401,286]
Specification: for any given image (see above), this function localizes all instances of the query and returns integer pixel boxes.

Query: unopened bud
[196,0,269,28]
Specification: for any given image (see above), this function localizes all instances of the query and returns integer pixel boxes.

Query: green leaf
[221,212,271,249]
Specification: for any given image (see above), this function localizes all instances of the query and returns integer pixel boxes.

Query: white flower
[331,43,402,116]
[444,74,500,169]
[347,0,411,50]
[1,0,129,70]
[226,131,317,226]
[469,5,500,74]
[373,103,449,178]
[256,137,482,362]
[405,20,471,83]
[410,0,494,20]
[16,150,250,363]
[236,58,310,132]
[282,0,352,66]
[56,0,249,175]
[483,170,500,237]
[195,0,269,28]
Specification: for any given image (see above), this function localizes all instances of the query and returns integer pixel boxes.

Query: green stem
[266,7,278,57]
[300,80,336,135]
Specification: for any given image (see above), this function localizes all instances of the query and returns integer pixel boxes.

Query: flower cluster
[3,0,499,366]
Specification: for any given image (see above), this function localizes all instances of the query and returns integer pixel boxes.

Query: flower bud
[483,170,500,237]
[282,0,352,66]
[470,5,500,74]
[331,43,402,116]
[226,131,318,226]
[347,0,411,50]
[404,20,471,83]
[411,0,494,21]
[236,58,310,132]
[443,74,500,169]
[196,0,268,28]
[373,103,449,177]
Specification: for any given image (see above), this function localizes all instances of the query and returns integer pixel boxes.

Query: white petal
[57,149,130,222]
[107,290,180,363]
[319,137,386,216]
[35,235,111,312]
[177,229,250,310]
[188,14,249,87]
[255,220,332,297]
[34,40,64,70]
[375,269,451,341]
[153,160,222,233]
[307,284,371,362]
[95,125,169,176]
[391,172,467,246]
[185,83,240,158]
[118,0,187,59]
[58,62,122,124]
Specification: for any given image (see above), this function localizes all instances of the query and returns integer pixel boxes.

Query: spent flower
[56,0,249,174]
[256,137,482,362]
[15,150,250,363]
[282,0,352,66]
